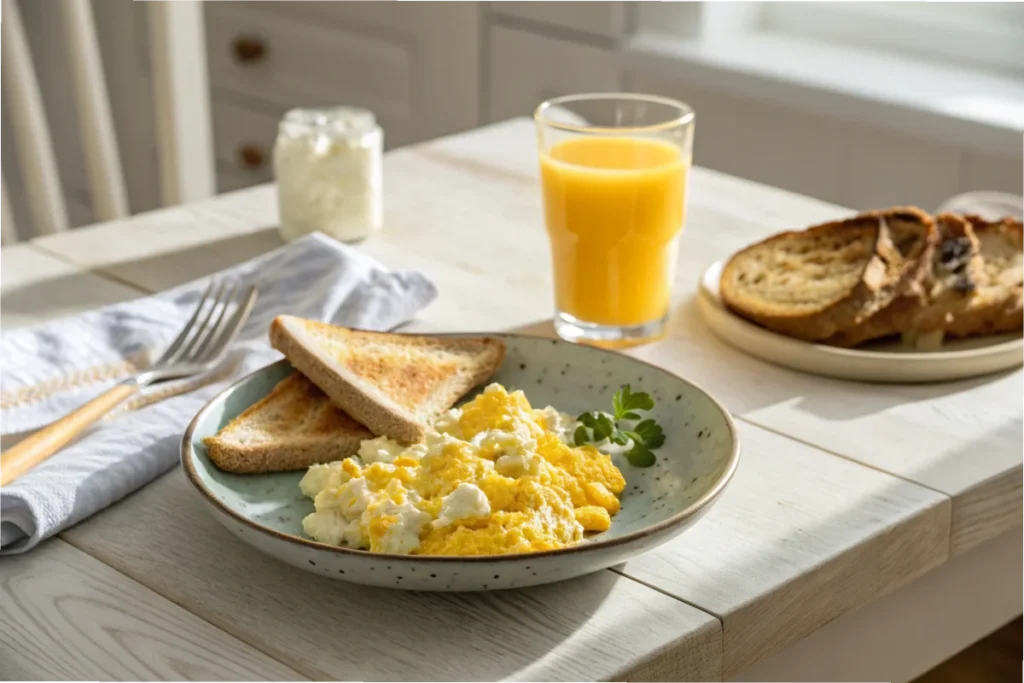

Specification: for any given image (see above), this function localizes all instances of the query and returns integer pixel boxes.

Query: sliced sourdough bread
[826,213,982,347]
[269,315,506,443]
[204,372,371,474]
[958,214,1023,336]
[719,207,936,341]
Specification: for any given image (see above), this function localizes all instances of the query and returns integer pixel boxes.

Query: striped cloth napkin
[0,233,436,553]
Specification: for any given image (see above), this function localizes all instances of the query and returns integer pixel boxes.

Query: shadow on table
[507,319,557,339]
[912,414,1023,538]
[1,270,142,328]
[61,467,624,681]
[503,303,1014,421]
[91,226,284,293]
[648,295,1020,421]
[497,313,1017,678]
[43,307,1015,679]
[2,228,283,330]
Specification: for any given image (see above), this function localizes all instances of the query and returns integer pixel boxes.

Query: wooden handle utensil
[0,383,137,486]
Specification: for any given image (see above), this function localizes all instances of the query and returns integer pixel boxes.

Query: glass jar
[273,107,383,243]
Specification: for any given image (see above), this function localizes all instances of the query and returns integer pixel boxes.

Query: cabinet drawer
[488,27,620,122]
[491,2,627,38]
[206,3,415,133]
[212,100,282,185]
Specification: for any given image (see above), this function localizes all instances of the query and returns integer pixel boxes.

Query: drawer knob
[232,35,266,63]
[238,144,265,170]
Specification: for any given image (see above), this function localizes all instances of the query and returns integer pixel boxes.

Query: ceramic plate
[182,334,739,591]
[699,259,1023,383]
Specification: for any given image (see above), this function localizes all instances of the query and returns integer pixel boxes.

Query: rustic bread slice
[719,207,936,341]
[955,214,1023,336]
[204,372,371,474]
[269,315,506,443]
[826,213,982,347]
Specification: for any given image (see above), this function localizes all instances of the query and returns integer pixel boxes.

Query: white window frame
[761,2,1024,76]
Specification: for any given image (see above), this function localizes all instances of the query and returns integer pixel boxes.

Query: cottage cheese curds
[299,384,626,555]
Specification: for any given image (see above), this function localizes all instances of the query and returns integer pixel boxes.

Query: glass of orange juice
[535,94,694,348]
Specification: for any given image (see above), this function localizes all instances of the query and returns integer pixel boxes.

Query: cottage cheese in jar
[274,107,383,243]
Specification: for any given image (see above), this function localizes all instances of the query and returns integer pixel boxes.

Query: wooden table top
[1,118,1020,681]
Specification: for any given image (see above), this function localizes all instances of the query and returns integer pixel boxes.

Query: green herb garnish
[575,385,665,467]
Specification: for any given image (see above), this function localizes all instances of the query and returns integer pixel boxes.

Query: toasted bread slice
[826,213,982,347]
[957,214,1023,336]
[269,315,506,442]
[204,372,371,473]
[720,207,936,341]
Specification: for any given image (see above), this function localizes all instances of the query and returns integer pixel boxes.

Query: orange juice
[539,136,687,327]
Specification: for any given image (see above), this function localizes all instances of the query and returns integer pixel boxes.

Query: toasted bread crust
[961,215,1023,336]
[826,213,979,346]
[203,372,370,473]
[269,316,506,442]
[721,207,936,341]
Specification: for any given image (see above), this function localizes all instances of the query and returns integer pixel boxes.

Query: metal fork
[0,280,258,486]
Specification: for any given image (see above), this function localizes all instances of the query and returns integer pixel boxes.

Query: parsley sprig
[574,385,665,467]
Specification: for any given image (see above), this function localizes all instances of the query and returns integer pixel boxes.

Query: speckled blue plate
[182,334,739,591]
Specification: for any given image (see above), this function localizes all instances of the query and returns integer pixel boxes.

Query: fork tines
[156,280,258,370]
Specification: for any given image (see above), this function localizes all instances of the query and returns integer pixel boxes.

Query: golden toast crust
[269,316,506,442]
[203,372,371,473]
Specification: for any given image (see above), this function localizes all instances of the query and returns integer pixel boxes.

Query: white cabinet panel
[845,127,961,211]
[212,100,281,187]
[624,73,739,176]
[488,27,620,122]
[959,151,1024,195]
[207,2,480,149]
[207,4,413,124]
[491,1,627,38]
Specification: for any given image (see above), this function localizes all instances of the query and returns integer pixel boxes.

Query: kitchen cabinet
[4,0,1018,234]
[205,1,481,194]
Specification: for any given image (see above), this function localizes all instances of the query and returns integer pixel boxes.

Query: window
[762,2,1024,76]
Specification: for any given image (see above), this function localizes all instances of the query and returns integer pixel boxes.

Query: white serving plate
[699,259,1023,383]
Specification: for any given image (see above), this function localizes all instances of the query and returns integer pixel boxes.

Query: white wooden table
[1,119,1020,682]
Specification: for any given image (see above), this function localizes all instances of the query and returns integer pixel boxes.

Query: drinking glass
[535,93,694,348]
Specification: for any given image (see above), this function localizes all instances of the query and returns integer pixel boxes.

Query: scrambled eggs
[299,383,626,555]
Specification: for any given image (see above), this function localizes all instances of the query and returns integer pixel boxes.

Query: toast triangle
[203,372,371,473]
[269,315,506,442]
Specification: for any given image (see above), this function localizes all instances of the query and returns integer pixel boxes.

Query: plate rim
[181,331,742,564]
[700,258,1024,363]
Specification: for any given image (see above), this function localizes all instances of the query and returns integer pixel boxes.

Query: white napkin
[0,233,437,553]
